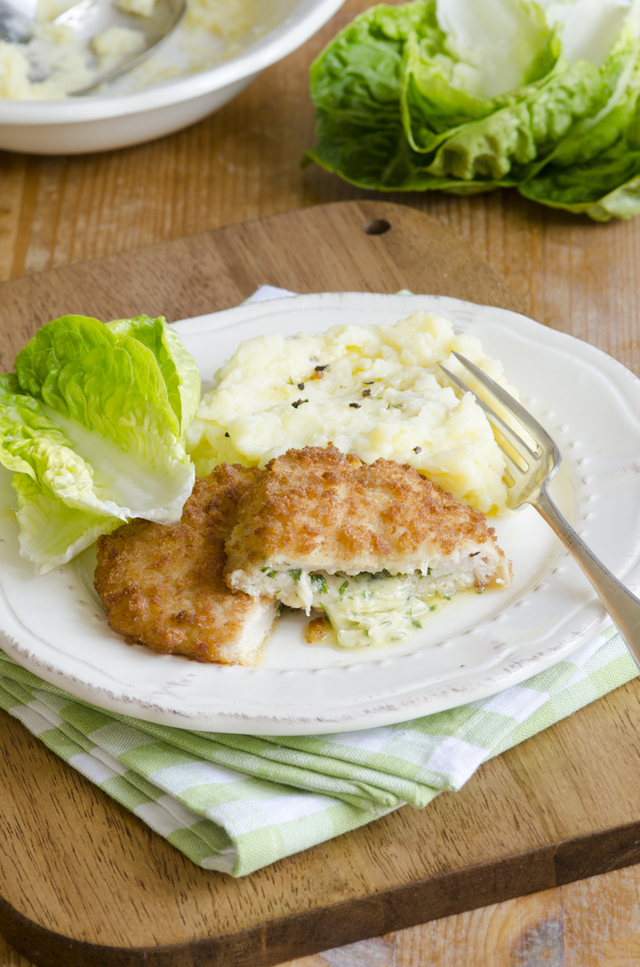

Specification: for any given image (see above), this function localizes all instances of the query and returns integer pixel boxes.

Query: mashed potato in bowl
[187,309,517,516]
[0,0,269,98]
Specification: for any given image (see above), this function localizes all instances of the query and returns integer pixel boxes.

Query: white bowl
[0,0,344,155]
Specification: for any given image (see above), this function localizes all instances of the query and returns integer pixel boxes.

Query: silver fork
[440,352,640,670]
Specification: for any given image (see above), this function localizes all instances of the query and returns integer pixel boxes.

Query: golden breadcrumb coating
[225,445,511,590]
[94,464,276,665]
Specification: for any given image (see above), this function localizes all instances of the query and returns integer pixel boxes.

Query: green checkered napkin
[0,628,636,876]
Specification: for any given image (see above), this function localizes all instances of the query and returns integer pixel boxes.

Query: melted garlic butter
[302,572,436,650]
[263,570,469,650]
[0,0,269,98]
[323,574,434,649]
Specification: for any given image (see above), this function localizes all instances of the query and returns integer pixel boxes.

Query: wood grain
[7,866,640,967]
[2,0,640,963]
[2,201,640,967]
[0,200,522,368]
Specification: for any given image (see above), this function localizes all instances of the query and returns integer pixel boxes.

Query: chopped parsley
[310,573,328,594]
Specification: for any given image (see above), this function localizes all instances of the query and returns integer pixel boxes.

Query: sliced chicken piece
[94,464,276,666]
[225,445,512,619]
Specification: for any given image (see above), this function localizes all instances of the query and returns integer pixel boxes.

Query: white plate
[2,293,640,735]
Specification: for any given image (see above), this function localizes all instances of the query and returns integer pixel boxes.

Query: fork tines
[439,352,556,473]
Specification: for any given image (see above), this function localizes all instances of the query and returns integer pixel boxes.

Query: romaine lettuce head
[304,0,640,219]
[0,314,198,573]
[305,0,561,188]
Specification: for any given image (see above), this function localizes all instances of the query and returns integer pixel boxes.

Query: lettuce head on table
[303,0,640,220]
[0,314,200,573]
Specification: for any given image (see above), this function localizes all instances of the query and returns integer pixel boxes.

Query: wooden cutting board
[2,200,640,967]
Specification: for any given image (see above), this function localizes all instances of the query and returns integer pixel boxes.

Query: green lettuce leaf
[517,44,640,217]
[12,473,120,574]
[0,382,123,571]
[517,117,640,219]
[402,0,559,156]
[424,57,605,180]
[0,314,197,572]
[107,314,201,440]
[542,0,638,70]
[302,2,431,189]
[434,0,557,97]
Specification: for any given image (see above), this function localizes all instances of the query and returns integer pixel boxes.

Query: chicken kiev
[224,446,511,646]
[94,464,277,665]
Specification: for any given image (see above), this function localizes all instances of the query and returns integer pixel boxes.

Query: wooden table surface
[2,1,640,964]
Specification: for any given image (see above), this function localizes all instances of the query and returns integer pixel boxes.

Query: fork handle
[532,486,640,671]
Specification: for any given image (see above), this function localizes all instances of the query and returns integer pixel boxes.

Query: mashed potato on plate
[187,311,516,516]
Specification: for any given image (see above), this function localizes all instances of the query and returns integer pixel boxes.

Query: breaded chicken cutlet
[224,445,512,614]
[94,464,277,666]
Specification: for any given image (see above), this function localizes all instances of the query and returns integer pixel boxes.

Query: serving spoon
[0,0,185,94]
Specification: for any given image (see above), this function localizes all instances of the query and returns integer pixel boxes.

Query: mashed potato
[90,25,145,64]
[187,311,517,516]
[0,0,266,98]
